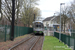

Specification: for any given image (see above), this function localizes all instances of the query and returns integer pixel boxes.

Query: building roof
[43,16,54,22]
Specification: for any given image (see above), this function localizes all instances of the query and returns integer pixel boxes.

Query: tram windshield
[36,25,41,27]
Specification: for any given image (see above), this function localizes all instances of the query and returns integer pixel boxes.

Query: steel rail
[9,36,34,50]
[29,36,41,50]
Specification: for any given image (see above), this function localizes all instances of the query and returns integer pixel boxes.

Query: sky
[36,0,74,18]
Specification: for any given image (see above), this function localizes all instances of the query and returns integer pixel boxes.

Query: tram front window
[36,25,41,28]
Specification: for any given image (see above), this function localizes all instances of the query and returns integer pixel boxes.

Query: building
[43,16,60,31]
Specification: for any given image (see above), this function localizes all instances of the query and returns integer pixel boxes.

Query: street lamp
[59,3,65,42]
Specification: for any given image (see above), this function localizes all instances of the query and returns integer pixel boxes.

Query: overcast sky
[36,0,73,18]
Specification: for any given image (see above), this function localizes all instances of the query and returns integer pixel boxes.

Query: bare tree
[55,7,70,33]
[67,0,75,23]
[21,0,41,27]
[2,0,23,24]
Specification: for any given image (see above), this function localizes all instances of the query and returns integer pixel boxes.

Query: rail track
[30,36,44,50]
[9,35,44,50]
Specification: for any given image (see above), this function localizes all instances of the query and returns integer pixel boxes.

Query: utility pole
[0,0,1,18]
[0,0,2,20]
[0,0,1,13]
[10,0,15,41]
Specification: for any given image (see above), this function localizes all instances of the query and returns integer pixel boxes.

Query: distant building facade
[43,16,60,31]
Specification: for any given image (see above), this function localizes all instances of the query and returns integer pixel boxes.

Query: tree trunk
[61,24,63,32]
[63,14,65,33]
[64,21,65,33]
[61,21,63,32]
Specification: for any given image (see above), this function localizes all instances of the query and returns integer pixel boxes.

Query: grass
[43,36,72,50]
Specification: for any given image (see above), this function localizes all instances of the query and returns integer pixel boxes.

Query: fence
[70,30,75,37]
[0,25,33,42]
[54,32,75,50]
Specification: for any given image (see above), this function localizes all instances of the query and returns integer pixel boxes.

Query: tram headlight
[34,31,36,33]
